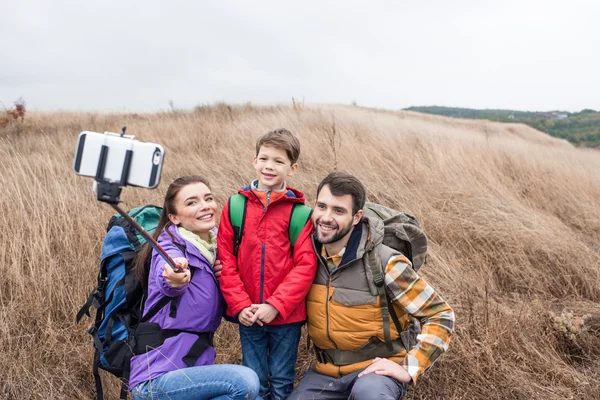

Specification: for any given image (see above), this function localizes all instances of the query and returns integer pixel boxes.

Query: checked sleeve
[385,255,455,384]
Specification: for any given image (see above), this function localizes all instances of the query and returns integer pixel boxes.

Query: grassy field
[1,103,599,399]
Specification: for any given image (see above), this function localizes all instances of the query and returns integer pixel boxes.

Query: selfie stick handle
[110,203,183,272]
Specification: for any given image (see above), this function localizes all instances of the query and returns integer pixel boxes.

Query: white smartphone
[73,131,165,189]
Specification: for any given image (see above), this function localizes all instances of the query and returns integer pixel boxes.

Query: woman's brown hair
[134,175,211,285]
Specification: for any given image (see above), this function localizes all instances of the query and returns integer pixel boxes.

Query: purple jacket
[129,225,225,390]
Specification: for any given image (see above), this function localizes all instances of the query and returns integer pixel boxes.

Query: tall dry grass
[1,104,600,399]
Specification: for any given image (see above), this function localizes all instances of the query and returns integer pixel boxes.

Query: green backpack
[228,193,312,256]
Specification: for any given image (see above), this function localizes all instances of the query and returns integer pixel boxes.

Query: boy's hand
[252,303,279,325]
[239,305,259,326]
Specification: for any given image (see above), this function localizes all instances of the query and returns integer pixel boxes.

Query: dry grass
[1,104,600,399]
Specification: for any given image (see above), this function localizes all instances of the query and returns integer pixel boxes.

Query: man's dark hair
[316,172,366,215]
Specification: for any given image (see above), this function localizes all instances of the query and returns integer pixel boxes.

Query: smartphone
[73,131,165,189]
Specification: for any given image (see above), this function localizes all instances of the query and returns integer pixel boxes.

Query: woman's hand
[162,257,190,288]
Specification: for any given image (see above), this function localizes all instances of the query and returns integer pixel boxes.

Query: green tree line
[406,106,600,148]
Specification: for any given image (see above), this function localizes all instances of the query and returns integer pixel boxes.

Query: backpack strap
[289,204,312,249]
[181,332,214,367]
[76,288,99,322]
[314,336,408,366]
[364,241,407,353]
[92,350,105,400]
[365,241,394,351]
[376,245,405,337]
[229,194,312,255]
[141,296,175,323]
[119,354,131,400]
[228,194,247,257]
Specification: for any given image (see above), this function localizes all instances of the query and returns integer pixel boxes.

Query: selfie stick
[94,129,183,273]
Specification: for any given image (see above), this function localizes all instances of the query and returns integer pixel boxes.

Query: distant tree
[3,97,26,122]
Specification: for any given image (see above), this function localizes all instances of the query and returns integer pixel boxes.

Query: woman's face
[168,182,217,239]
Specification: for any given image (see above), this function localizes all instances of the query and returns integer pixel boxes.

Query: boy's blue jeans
[131,364,261,400]
[239,321,303,400]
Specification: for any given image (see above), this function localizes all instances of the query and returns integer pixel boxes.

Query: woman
[129,175,260,400]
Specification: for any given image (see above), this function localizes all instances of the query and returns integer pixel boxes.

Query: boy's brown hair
[255,129,301,164]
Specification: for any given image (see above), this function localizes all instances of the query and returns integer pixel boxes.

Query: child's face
[253,145,298,190]
[168,182,218,238]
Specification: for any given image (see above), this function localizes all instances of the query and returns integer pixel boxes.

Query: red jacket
[218,185,317,325]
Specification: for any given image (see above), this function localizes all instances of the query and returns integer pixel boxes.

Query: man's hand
[238,305,259,326]
[252,303,279,325]
[213,259,222,280]
[358,357,412,383]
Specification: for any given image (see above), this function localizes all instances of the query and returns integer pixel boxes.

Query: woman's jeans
[131,364,261,400]
[239,321,303,400]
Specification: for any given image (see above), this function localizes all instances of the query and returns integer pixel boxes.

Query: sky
[1,0,599,112]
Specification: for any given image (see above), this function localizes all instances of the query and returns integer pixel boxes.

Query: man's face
[312,184,362,246]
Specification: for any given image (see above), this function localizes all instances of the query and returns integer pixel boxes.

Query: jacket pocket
[332,287,377,306]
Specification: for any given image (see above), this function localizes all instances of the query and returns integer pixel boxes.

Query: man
[289,172,455,400]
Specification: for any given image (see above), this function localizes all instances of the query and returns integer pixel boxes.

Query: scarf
[177,226,216,265]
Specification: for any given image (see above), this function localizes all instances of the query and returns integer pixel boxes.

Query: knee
[229,365,261,399]
[349,373,406,400]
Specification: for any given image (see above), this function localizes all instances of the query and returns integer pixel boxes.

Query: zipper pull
[264,190,272,212]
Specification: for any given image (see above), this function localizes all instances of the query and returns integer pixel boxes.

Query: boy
[218,129,317,400]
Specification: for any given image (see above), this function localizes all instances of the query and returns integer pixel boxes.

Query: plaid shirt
[321,246,345,274]
[323,247,455,384]
[385,254,455,383]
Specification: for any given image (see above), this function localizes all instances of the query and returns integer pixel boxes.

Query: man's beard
[314,218,354,244]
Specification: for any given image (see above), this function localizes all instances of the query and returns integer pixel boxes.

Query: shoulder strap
[141,296,175,323]
[228,195,312,253]
[289,204,312,249]
[365,242,405,351]
[228,194,247,257]
[366,244,393,351]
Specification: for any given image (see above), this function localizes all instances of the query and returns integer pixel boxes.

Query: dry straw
[1,104,599,399]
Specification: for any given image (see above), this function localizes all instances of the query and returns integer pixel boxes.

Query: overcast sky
[1,0,599,112]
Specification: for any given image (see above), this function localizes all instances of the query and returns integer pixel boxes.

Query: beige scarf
[177,227,216,265]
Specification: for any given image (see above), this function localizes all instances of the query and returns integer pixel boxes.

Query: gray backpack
[362,202,427,350]
[363,202,427,271]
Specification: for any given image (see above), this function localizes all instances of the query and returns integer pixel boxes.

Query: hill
[1,104,600,399]
[406,106,600,148]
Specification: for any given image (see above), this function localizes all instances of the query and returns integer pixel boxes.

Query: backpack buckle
[373,272,385,287]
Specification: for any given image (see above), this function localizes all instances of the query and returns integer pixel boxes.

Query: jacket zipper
[265,190,271,211]
[313,238,339,350]
[325,274,337,349]
[259,190,271,303]
[259,243,265,303]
